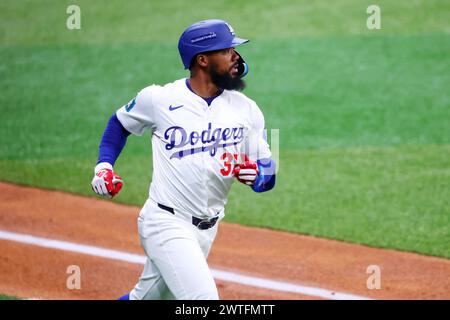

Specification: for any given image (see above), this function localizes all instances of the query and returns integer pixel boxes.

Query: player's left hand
[91,164,124,199]
[233,160,259,186]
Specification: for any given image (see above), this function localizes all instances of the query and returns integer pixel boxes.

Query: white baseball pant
[129,198,220,300]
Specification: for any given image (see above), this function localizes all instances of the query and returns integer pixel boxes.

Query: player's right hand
[91,162,124,199]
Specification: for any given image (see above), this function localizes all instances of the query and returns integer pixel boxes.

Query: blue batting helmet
[178,19,249,77]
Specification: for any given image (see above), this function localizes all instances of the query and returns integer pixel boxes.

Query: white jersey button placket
[202,101,211,215]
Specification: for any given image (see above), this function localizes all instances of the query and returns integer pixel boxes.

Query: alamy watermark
[366,264,381,290]
[66,265,81,290]
[267,129,279,173]
[366,5,381,30]
[66,5,81,30]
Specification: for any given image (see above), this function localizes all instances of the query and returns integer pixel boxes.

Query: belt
[157,203,219,230]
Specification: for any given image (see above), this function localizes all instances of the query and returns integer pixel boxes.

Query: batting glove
[233,160,259,186]
[91,162,124,199]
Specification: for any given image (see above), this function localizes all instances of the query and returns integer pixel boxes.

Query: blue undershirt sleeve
[97,113,131,166]
[252,157,276,193]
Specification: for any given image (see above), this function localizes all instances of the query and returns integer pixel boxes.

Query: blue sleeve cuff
[97,113,131,166]
[252,158,276,193]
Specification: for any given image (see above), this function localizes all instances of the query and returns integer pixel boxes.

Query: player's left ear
[236,51,249,78]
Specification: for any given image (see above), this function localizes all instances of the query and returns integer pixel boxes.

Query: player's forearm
[97,113,131,166]
[252,158,276,193]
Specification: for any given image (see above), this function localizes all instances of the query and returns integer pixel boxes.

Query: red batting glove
[110,173,123,196]
[91,164,124,199]
[233,160,259,186]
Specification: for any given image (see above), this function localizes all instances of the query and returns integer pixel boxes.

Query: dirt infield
[0,182,449,299]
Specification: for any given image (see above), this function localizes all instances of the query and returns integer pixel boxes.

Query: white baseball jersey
[116,78,271,218]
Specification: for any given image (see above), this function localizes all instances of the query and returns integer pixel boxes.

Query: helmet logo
[191,32,217,43]
[225,22,235,36]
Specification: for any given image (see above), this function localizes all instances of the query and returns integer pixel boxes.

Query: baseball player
[91,19,276,300]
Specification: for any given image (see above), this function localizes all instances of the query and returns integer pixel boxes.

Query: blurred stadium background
[0,0,449,263]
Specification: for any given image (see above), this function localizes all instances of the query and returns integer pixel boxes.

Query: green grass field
[1,1,449,258]
[0,294,19,300]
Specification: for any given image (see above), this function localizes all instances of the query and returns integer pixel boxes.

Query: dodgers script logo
[164,123,245,159]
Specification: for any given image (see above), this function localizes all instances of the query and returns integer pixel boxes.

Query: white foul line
[0,229,371,300]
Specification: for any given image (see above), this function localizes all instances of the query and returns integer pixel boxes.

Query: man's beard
[210,63,246,91]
